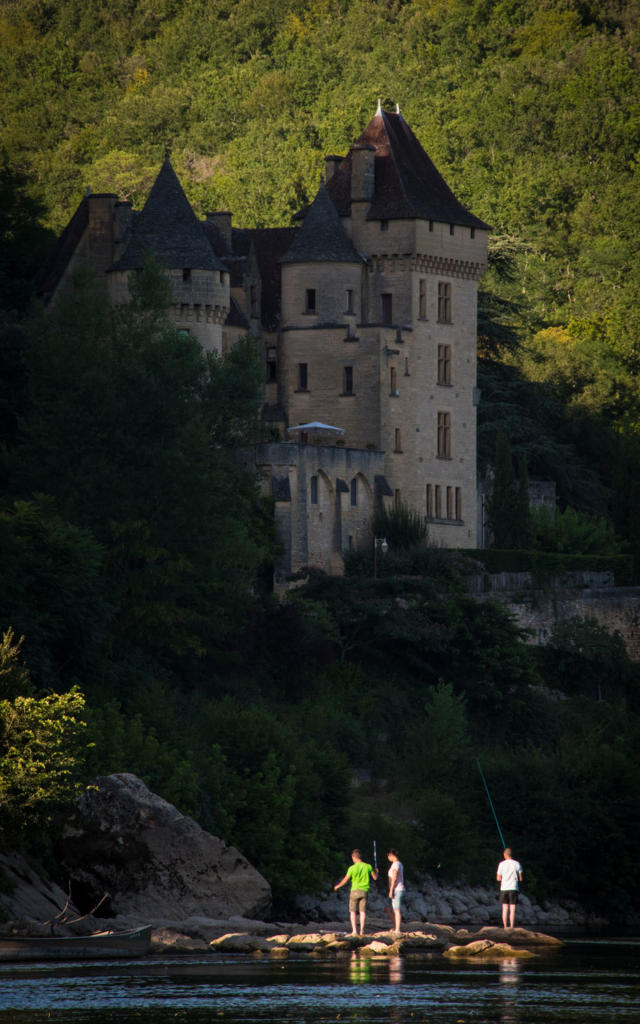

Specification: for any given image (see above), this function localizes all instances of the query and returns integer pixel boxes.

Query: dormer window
[305,288,316,313]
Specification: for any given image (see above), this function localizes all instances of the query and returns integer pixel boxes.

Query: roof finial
[85,185,91,197]
[396,103,401,116]
[376,97,382,115]
[164,144,171,162]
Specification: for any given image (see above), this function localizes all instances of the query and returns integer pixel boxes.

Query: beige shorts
[349,889,368,913]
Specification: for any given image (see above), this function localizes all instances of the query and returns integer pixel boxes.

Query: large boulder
[59,773,271,921]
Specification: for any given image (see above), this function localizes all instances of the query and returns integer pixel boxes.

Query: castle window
[446,486,454,519]
[298,362,308,390]
[471,227,476,239]
[380,219,389,231]
[437,282,452,323]
[429,220,434,232]
[394,488,402,507]
[343,365,354,395]
[437,344,452,385]
[310,475,318,504]
[394,428,402,452]
[182,268,191,282]
[305,288,316,312]
[449,223,455,236]
[381,293,393,325]
[435,485,442,518]
[250,284,257,317]
[390,366,397,395]
[419,278,427,319]
[345,288,354,313]
[405,356,410,376]
[426,483,433,519]
[437,411,451,458]
[266,346,277,382]
[350,478,358,506]
[455,487,462,521]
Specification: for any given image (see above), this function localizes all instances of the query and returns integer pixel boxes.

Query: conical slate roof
[326,108,490,230]
[280,182,364,264]
[112,158,226,272]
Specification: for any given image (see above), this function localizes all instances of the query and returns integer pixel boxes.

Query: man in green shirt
[334,849,379,936]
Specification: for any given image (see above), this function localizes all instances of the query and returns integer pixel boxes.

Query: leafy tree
[0,631,88,842]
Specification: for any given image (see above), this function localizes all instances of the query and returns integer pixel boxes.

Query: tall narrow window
[449,223,455,236]
[267,347,277,382]
[250,284,257,316]
[434,485,442,518]
[426,484,433,519]
[343,365,354,394]
[298,362,308,390]
[182,268,191,283]
[345,288,354,313]
[390,366,397,395]
[419,278,427,319]
[310,475,318,504]
[381,219,389,231]
[437,344,452,385]
[446,486,454,519]
[394,489,401,508]
[437,282,452,323]
[305,288,316,312]
[455,487,462,521]
[437,411,451,458]
[350,478,358,506]
[381,292,393,325]
[394,428,402,452]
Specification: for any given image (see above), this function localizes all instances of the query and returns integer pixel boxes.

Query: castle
[38,105,489,580]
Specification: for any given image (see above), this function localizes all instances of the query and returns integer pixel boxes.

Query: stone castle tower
[37,105,489,580]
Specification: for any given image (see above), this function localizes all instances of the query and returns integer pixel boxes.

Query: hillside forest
[1,0,640,920]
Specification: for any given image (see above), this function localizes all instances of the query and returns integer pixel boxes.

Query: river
[0,936,638,1023]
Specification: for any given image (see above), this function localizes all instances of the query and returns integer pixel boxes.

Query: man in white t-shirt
[496,848,523,928]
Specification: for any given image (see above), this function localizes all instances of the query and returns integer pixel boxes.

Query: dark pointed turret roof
[112,158,226,272]
[326,108,489,230]
[280,182,364,264]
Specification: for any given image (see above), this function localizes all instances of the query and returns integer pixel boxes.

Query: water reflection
[498,956,522,1023]
[388,956,404,984]
[348,951,371,984]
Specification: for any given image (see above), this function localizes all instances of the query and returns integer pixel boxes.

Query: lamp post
[373,536,388,578]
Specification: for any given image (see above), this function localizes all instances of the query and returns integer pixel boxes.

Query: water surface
[0,936,638,1023]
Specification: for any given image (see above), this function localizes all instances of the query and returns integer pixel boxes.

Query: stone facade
[38,105,489,577]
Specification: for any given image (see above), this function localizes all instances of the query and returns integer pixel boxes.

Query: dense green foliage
[1,0,640,918]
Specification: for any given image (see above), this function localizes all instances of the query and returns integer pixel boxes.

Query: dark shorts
[349,889,368,913]
[501,890,519,905]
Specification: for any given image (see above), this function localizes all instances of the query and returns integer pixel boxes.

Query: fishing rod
[476,758,506,849]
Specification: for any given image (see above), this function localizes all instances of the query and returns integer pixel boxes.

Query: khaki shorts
[349,888,368,913]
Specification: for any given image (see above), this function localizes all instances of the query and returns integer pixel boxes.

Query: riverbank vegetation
[1,0,640,920]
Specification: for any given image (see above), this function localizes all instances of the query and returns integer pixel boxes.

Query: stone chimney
[350,144,375,203]
[206,211,232,252]
[324,154,343,183]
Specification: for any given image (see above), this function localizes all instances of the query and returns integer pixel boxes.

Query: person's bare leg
[349,910,357,935]
[509,904,516,929]
[501,903,509,928]
[393,906,402,933]
[360,909,366,935]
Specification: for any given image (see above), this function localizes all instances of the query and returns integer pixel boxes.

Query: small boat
[0,924,152,961]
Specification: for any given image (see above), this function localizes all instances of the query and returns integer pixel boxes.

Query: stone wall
[476,585,640,660]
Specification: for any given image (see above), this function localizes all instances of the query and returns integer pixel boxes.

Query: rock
[209,932,273,953]
[0,851,82,926]
[151,928,210,953]
[361,940,392,955]
[473,926,563,948]
[59,773,271,921]
[444,939,537,959]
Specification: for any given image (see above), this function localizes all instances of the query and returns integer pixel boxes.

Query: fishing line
[476,758,506,849]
